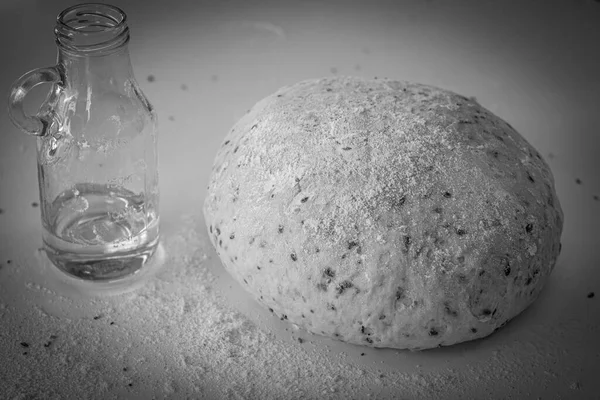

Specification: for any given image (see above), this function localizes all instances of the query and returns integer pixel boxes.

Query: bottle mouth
[55,3,129,55]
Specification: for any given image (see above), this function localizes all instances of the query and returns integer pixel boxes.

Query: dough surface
[203,77,563,350]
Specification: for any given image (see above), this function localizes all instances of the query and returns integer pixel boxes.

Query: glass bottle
[7,3,160,281]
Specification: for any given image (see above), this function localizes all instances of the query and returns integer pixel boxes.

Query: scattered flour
[0,215,592,399]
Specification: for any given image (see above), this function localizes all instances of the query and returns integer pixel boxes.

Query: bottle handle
[7,66,63,137]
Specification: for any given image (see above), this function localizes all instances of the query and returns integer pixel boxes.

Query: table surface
[1,0,599,399]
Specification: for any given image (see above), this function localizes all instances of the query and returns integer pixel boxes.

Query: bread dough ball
[203,77,563,350]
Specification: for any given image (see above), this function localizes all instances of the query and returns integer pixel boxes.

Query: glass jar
[7,3,160,281]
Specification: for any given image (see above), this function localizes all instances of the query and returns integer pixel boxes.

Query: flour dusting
[0,215,589,399]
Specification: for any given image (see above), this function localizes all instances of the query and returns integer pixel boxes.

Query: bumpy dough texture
[203,77,563,350]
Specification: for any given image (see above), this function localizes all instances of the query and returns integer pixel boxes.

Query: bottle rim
[55,3,130,55]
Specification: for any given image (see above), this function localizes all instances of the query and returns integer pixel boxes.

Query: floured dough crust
[203,77,563,350]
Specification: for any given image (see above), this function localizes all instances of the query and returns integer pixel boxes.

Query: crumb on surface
[570,382,582,390]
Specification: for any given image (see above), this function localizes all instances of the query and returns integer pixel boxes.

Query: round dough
[203,77,563,350]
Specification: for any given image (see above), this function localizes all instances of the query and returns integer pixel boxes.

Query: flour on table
[0,215,583,399]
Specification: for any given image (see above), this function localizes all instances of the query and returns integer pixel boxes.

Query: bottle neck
[57,45,134,88]
[53,4,133,89]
